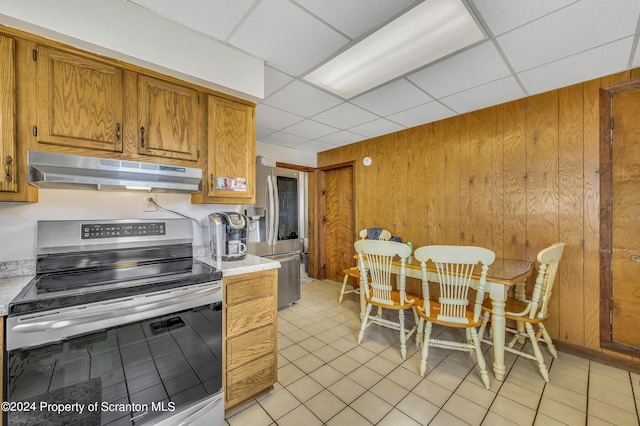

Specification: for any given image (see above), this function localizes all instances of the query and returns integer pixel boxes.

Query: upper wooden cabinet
[136,75,201,162]
[193,95,255,204]
[0,34,17,194]
[35,46,124,153]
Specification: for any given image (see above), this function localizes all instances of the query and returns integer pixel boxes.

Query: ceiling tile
[262,80,342,118]
[228,0,348,75]
[440,76,525,114]
[296,140,340,153]
[262,80,343,117]
[282,119,339,139]
[292,0,419,38]
[387,101,456,128]
[256,104,303,130]
[496,0,640,72]
[407,41,511,98]
[317,131,366,146]
[264,66,294,98]
[470,0,575,36]
[348,118,405,138]
[519,37,635,95]
[351,79,432,116]
[256,125,277,140]
[127,0,254,41]
[313,103,379,128]
[260,131,309,147]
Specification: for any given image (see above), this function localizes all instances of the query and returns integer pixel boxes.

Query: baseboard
[555,340,640,374]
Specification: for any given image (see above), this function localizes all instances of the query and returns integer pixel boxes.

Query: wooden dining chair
[413,245,495,388]
[478,242,565,382]
[355,239,417,359]
[338,228,391,304]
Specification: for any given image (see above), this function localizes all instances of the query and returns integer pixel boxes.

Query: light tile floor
[225,276,640,426]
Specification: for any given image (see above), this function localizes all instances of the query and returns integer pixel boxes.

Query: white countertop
[0,254,279,317]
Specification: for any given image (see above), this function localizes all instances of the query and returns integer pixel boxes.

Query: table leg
[514,278,527,344]
[489,283,508,381]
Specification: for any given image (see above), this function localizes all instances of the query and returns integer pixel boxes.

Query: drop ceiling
[126,0,640,154]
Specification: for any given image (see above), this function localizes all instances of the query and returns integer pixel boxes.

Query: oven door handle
[11,285,221,334]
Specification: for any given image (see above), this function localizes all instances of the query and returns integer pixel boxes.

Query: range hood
[28,151,202,194]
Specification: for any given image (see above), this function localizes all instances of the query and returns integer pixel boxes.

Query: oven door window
[6,304,222,425]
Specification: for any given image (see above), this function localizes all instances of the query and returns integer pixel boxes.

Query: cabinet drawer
[227,325,275,370]
[225,270,276,305]
[226,297,274,338]
[226,354,276,409]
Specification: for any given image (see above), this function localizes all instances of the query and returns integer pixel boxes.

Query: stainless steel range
[6,219,224,426]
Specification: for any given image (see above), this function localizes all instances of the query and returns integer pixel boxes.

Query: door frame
[599,77,640,357]
[312,161,355,280]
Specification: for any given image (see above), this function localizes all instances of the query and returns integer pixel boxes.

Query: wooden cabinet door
[137,75,200,162]
[204,95,255,203]
[0,35,17,193]
[36,46,123,152]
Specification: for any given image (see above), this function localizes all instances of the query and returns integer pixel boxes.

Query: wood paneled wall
[316,68,640,359]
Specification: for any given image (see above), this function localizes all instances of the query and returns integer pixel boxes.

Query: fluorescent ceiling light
[303,0,485,99]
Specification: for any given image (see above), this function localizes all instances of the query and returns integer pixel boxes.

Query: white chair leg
[538,324,558,358]
[470,327,490,389]
[419,321,433,377]
[525,322,549,382]
[413,307,421,346]
[479,311,490,340]
[358,304,372,344]
[399,309,407,360]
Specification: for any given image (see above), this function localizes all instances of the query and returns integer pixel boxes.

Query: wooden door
[137,75,200,162]
[324,166,354,282]
[609,87,640,349]
[0,35,16,193]
[36,46,123,152]
[201,95,255,204]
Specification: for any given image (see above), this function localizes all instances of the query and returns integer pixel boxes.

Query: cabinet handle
[5,155,12,184]
[140,126,145,148]
[115,122,121,144]
[210,173,213,192]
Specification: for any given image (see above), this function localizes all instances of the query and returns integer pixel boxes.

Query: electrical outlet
[143,195,157,212]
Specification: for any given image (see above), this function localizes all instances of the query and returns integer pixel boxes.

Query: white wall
[256,141,317,168]
[0,190,240,262]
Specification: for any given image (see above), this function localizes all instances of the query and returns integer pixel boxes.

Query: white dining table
[356,257,533,381]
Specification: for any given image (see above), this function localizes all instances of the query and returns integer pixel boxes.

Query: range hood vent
[28,151,202,194]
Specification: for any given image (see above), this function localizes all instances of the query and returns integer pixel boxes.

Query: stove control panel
[81,222,166,239]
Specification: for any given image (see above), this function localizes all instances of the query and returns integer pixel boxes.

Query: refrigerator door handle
[266,175,275,246]
[273,175,280,246]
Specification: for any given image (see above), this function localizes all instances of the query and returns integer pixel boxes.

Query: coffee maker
[208,212,248,261]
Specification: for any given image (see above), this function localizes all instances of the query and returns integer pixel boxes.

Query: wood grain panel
[502,99,528,260]
[441,117,462,244]
[227,325,276,370]
[558,83,585,345]
[583,78,602,350]
[490,105,505,257]
[226,297,275,338]
[36,46,123,152]
[0,35,16,194]
[226,354,276,409]
[325,166,354,281]
[461,108,493,247]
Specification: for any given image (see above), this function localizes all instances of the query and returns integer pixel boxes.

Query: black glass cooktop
[10,259,221,317]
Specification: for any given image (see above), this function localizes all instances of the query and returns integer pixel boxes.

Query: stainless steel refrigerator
[245,156,301,308]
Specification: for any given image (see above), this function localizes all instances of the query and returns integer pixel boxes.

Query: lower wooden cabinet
[223,269,277,410]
